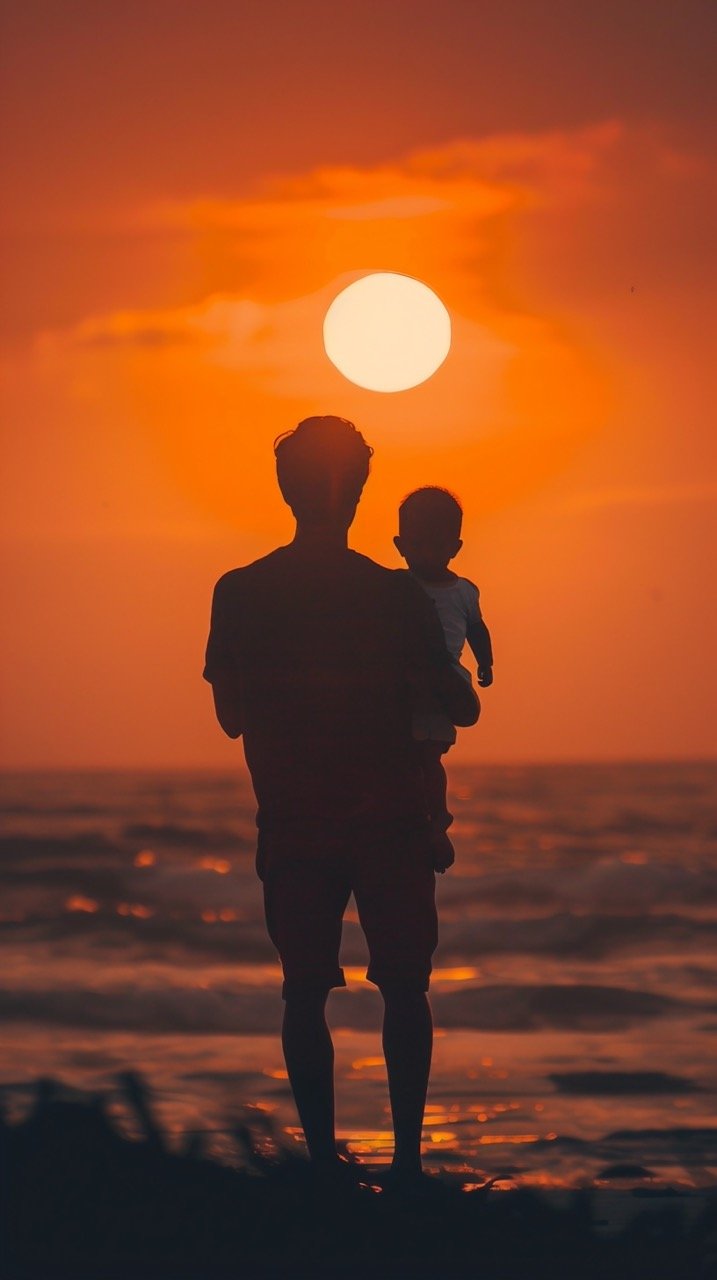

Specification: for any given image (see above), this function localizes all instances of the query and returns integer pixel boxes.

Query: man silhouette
[203,417,478,1185]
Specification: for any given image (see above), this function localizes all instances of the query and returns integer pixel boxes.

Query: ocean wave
[548,1071,702,1095]
[2,905,714,972]
[122,823,253,850]
[0,834,122,862]
[0,979,707,1036]
[0,803,107,817]
[435,912,717,961]
[441,859,717,912]
[0,910,275,962]
[434,982,703,1032]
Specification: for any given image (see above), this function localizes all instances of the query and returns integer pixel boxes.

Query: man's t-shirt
[203,544,455,831]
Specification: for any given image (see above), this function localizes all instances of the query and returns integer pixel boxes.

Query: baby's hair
[399,486,463,538]
[274,416,373,519]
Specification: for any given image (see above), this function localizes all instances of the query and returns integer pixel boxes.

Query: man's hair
[398,486,463,538]
[274,416,374,520]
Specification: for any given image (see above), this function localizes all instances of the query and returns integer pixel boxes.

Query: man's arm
[210,674,243,739]
[203,574,244,739]
[434,660,480,726]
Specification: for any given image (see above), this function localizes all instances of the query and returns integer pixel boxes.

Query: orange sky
[1,0,715,767]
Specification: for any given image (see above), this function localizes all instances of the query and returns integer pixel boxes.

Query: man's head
[394,487,463,579]
[274,416,374,529]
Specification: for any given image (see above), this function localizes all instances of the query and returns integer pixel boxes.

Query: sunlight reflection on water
[1,763,715,1188]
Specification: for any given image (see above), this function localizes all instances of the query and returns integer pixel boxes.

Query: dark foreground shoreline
[3,1075,716,1280]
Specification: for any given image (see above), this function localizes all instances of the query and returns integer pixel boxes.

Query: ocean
[1,762,716,1193]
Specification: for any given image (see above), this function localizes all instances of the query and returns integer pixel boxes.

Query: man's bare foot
[311,1153,369,1194]
[382,1167,452,1199]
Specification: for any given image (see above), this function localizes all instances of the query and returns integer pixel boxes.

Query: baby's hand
[478,666,493,688]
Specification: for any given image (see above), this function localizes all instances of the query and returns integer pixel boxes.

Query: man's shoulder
[348,551,406,584]
[351,557,434,604]
[213,549,431,610]
[213,548,290,596]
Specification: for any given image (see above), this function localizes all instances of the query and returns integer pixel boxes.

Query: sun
[323,272,451,392]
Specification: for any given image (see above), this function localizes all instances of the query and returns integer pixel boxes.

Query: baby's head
[394,487,463,580]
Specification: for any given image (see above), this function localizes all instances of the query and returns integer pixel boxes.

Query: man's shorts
[256,823,438,997]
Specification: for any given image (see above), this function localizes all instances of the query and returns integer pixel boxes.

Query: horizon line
[1,756,715,775]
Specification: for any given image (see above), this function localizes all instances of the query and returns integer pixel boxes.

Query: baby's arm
[465,584,494,688]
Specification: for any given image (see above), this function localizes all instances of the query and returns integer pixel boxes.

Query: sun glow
[323,272,451,392]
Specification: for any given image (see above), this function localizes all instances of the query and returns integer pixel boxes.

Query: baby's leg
[416,741,455,872]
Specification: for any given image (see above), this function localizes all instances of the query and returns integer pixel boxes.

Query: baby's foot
[430,826,455,873]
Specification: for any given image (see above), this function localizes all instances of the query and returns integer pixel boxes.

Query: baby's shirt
[411,574,493,674]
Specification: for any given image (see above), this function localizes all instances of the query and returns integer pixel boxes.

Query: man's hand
[478,666,493,688]
[435,663,480,726]
[210,674,243,739]
[431,828,455,873]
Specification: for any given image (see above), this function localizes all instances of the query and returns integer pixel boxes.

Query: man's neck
[291,522,350,552]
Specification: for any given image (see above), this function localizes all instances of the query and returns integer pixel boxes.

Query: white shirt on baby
[412,574,483,664]
[409,573,489,745]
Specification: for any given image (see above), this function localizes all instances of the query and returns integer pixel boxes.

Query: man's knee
[378,983,430,1005]
[283,982,332,1007]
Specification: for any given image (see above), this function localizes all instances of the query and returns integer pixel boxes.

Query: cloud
[14,116,694,559]
[52,288,349,402]
[143,121,624,236]
[548,1071,702,1096]
[66,297,271,359]
[76,326,196,352]
[565,483,717,512]
[70,121,625,366]
[23,119,637,534]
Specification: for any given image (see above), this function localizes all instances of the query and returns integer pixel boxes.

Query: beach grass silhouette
[4,1072,716,1279]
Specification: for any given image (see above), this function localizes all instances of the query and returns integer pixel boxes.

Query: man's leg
[381,988,433,1176]
[260,835,350,1169]
[353,828,438,1178]
[282,987,339,1167]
